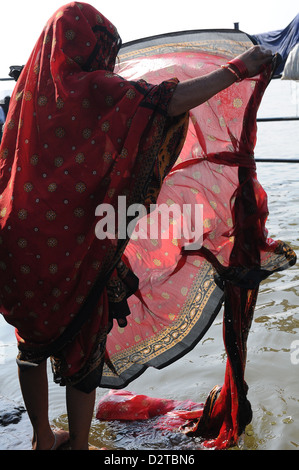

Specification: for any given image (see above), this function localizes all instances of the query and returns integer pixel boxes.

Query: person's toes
[51,428,70,450]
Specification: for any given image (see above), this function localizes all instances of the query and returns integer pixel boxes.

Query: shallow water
[0,79,299,450]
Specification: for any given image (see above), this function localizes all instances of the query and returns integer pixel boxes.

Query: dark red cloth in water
[96,389,204,431]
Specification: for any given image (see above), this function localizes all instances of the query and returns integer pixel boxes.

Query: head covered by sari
[0,2,188,389]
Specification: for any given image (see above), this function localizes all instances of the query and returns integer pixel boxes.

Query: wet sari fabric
[99,34,296,448]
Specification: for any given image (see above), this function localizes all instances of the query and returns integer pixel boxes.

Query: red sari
[0,2,296,449]
[0,2,188,390]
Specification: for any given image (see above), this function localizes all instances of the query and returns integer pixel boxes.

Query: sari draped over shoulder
[0,2,188,389]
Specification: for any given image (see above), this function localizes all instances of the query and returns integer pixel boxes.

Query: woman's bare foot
[52,429,71,450]
[32,428,70,450]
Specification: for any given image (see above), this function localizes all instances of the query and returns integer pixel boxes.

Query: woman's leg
[18,360,69,449]
[18,361,55,449]
[18,359,95,449]
[66,385,96,450]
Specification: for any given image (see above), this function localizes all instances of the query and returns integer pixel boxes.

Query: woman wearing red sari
[0,2,274,450]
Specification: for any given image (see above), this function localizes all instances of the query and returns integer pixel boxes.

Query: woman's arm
[168,45,273,116]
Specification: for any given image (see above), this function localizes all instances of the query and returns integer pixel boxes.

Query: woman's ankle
[32,427,55,450]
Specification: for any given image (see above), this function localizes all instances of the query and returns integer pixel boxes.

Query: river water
[0,79,298,451]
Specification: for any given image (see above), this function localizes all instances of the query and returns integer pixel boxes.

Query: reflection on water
[0,80,299,450]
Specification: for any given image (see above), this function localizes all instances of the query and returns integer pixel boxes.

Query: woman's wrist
[221,58,249,82]
[220,64,240,83]
[221,64,240,82]
[228,58,249,80]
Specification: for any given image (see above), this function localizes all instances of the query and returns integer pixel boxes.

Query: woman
[0,2,275,450]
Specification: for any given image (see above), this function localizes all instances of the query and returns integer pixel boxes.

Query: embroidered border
[102,260,222,380]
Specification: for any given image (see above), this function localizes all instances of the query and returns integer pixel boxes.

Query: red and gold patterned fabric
[99,33,296,448]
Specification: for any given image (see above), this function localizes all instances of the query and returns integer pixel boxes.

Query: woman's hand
[235,45,273,78]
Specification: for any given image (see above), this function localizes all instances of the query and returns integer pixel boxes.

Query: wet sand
[0,396,32,450]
